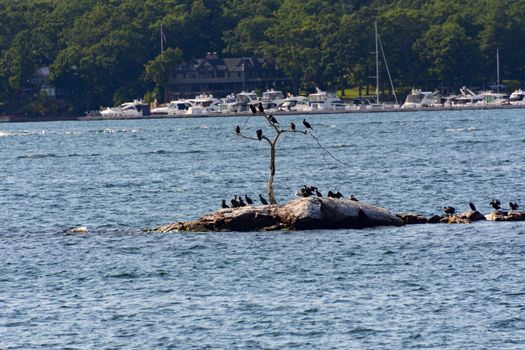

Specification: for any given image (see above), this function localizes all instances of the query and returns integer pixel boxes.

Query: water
[1,110,524,349]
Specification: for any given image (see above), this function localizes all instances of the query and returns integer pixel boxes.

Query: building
[165,52,292,100]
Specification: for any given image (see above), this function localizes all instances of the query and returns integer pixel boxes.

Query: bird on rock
[350,195,358,201]
[235,125,240,134]
[469,202,477,211]
[290,122,296,131]
[315,189,323,197]
[490,199,501,210]
[443,206,455,216]
[509,201,519,211]
[256,129,263,141]
[257,102,265,113]
[269,115,279,125]
[221,200,229,209]
[327,191,336,198]
[303,119,312,130]
[249,104,257,114]
[231,196,240,208]
[238,197,247,207]
[245,195,254,205]
[335,191,344,199]
[259,194,268,205]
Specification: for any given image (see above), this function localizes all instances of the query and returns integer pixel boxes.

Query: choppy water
[1,110,524,349]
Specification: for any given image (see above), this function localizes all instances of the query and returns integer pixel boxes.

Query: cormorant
[509,201,519,210]
[231,197,240,208]
[269,115,279,124]
[249,104,257,114]
[490,199,501,210]
[335,191,344,199]
[350,195,358,201]
[303,119,313,130]
[259,194,268,205]
[290,122,296,131]
[469,202,477,211]
[256,129,263,141]
[315,189,323,197]
[238,197,247,207]
[221,200,229,209]
[327,190,336,198]
[245,195,254,205]
[258,102,265,113]
[235,125,240,134]
[443,206,455,216]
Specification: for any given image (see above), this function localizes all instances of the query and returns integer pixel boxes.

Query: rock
[485,210,525,221]
[397,213,429,225]
[427,215,442,224]
[459,210,486,221]
[153,197,403,232]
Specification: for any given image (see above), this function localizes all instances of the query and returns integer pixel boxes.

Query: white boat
[186,94,220,114]
[100,99,149,118]
[234,91,259,112]
[479,91,509,105]
[151,100,192,115]
[509,89,525,105]
[261,89,285,110]
[277,96,311,112]
[309,89,351,111]
[401,89,441,109]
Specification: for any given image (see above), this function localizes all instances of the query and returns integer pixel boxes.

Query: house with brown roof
[165,52,292,100]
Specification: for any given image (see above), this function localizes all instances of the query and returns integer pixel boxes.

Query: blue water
[1,110,524,349]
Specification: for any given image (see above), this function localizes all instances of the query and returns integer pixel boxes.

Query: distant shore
[2,103,524,123]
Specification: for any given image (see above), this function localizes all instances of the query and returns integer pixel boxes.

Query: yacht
[308,89,351,111]
[401,89,441,109]
[277,96,311,112]
[186,94,220,114]
[150,100,192,115]
[100,99,149,118]
[234,91,259,112]
[479,91,509,105]
[261,89,285,110]
[509,89,525,105]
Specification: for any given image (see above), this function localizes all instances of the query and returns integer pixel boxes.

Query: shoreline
[2,103,524,123]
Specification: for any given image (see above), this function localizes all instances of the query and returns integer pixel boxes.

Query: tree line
[0,0,524,116]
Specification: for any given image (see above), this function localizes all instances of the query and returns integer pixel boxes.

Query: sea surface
[1,109,524,349]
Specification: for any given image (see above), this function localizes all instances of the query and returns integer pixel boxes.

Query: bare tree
[235,105,308,205]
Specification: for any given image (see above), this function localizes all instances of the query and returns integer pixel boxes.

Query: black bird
[509,201,519,211]
[235,125,240,134]
[231,197,240,208]
[443,206,455,216]
[221,200,229,209]
[315,189,323,197]
[490,199,501,210]
[249,104,257,114]
[350,195,358,201]
[469,202,477,211]
[335,191,344,199]
[259,194,268,205]
[327,190,336,198]
[238,197,247,207]
[256,129,263,141]
[269,115,279,124]
[245,195,254,205]
[303,119,312,130]
[290,122,296,131]
[257,102,265,113]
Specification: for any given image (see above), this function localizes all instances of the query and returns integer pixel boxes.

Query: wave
[95,128,143,134]
[0,130,46,137]
[17,153,58,159]
[445,127,477,133]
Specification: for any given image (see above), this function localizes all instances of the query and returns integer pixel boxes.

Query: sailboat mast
[496,48,500,93]
[375,21,379,104]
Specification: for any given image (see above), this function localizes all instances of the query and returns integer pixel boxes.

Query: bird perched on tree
[269,115,279,124]
[303,119,312,130]
[249,104,257,114]
[350,195,358,201]
[259,194,268,205]
[469,202,477,211]
[238,197,247,207]
[221,200,229,209]
[290,122,296,131]
[509,201,519,211]
[245,195,254,205]
[490,199,501,210]
[235,125,240,134]
[443,206,455,216]
[257,102,265,113]
[256,129,263,141]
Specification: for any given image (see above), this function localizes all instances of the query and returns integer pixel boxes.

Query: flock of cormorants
[443,199,520,216]
[222,194,268,209]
